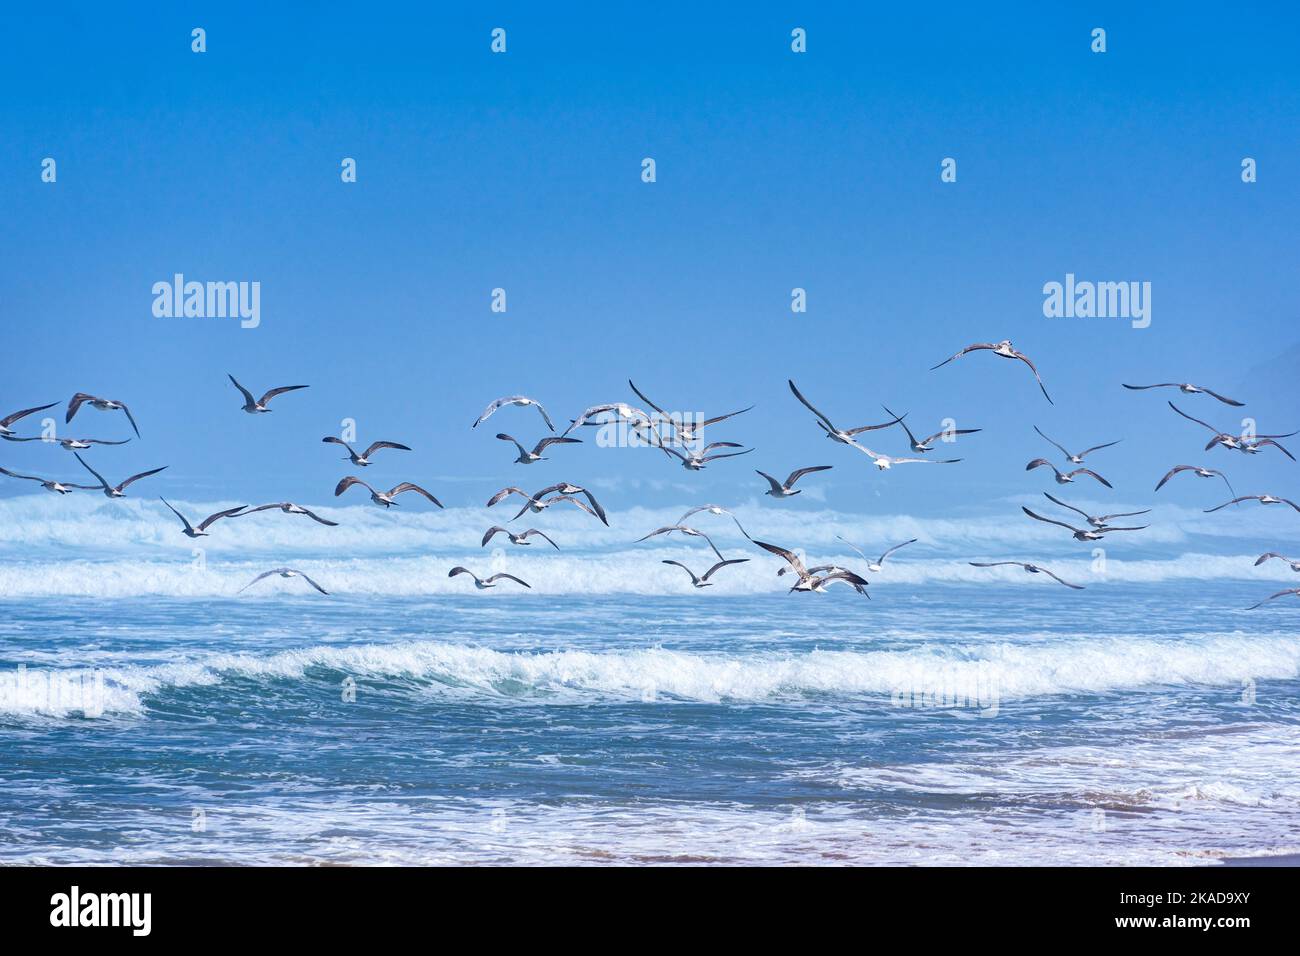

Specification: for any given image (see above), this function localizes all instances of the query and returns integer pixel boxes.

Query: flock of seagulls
[2,347,1296,608]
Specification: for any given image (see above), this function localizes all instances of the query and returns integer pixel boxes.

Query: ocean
[2,493,1299,865]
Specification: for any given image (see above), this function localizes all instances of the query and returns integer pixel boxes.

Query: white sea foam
[7,630,1296,719]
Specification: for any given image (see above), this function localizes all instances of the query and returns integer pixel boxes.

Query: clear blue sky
[2,3,1298,518]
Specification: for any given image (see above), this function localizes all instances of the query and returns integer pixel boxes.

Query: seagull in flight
[756,465,832,498]
[627,379,754,445]
[1033,425,1120,465]
[835,535,917,572]
[473,396,555,432]
[753,538,870,594]
[1167,402,1295,453]
[1154,465,1236,499]
[1041,493,1150,530]
[227,375,309,414]
[676,504,751,539]
[1025,458,1112,488]
[1247,588,1300,610]
[647,430,755,471]
[239,568,329,596]
[159,498,250,538]
[561,403,653,437]
[930,340,1052,403]
[1255,553,1300,572]
[448,567,531,590]
[788,379,903,449]
[1205,494,1300,514]
[882,405,981,453]
[74,452,166,498]
[487,483,607,524]
[662,558,750,589]
[2,435,130,450]
[496,432,581,464]
[244,502,339,526]
[322,437,411,466]
[0,402,57,437]
[968,561,1083,589]
[637,525,725,561]
[1123,382,1243,406]
[334,477,442,508]
[481,526,560,550]
[66,393,140,437]
[1022,506,1146,541]
[0,465,97,495]
[860,445,961,470]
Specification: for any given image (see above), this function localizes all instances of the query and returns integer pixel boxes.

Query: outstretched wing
[786,465,832,487]
[1043,492,1090,521]
[0,401,57,430]
[930,343,995,370]
[1038,567,1085,589]
[1011,351,1052,404]
[1068,468,1113,488]
[1022,506,1080,533]
[390,482,443,507]
[334,475,372,497]
[65,392,93,424]
[116,465,167,491]
[787,379,836,431]
[520,529,560,550]
[227,374,256,406]
[481,526,507,547]
[258,384,309,405]
[701,558,749,581]
[876,538,917,564]
[485,573,531,589]
[661,559,701,585]
[73,452,110,490]
[1200,387,1244,407]
[1033,425,1071,459]
[363,440,412,458]
[196,505,251,532]
[755,470,785,494]
[158,496,195,534]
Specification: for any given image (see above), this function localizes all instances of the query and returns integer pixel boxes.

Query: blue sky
[2,2,1298,522]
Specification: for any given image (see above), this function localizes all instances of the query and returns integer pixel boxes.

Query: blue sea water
[3,572,1299,865]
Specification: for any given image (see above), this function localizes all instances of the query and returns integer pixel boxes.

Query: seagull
[473,396,555,432]
[448,567,531,589]
[1022,506,1146,541]
[1154,465,1236,499]
[969,561,1083,589]
[74,452,166,499]
[243,502,339,526]
[159,497,250,538]
[859,445,961,470]
[1123,382,1243,406]
[530,482,608,525]
[647,430,755,471]
[1247,588,1300,610]
[1042,492,1150,530]
[239,568,329,595]
[835,535,917,572]
[496,432,581,464]
[488,484,607,524]
[882,405,981,453]
[1205,495,1300,514]
[561,403,653,437]
[788,379,903,448]
[481,526,560,550]
[321,437,411,466]
[1033,426,1120,465]
[0,465,97,495]
[1255,553,1300,572]
[1025,458,1112,488]
[1,435,130,450]
[676,504,751,539]
[662,558,750,588]
[0,402,56,437]
[752,538,869,593]
[1236,438,1297,461]
[637,525,725,561]
[227,375,309,414]
[66,393,140,437]
[334,476,443,508]
[627,379,754,445]
[930,341,1052,403]
[1167,402,1295,452]
[775,563,871,595]
[756,465,832,497]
